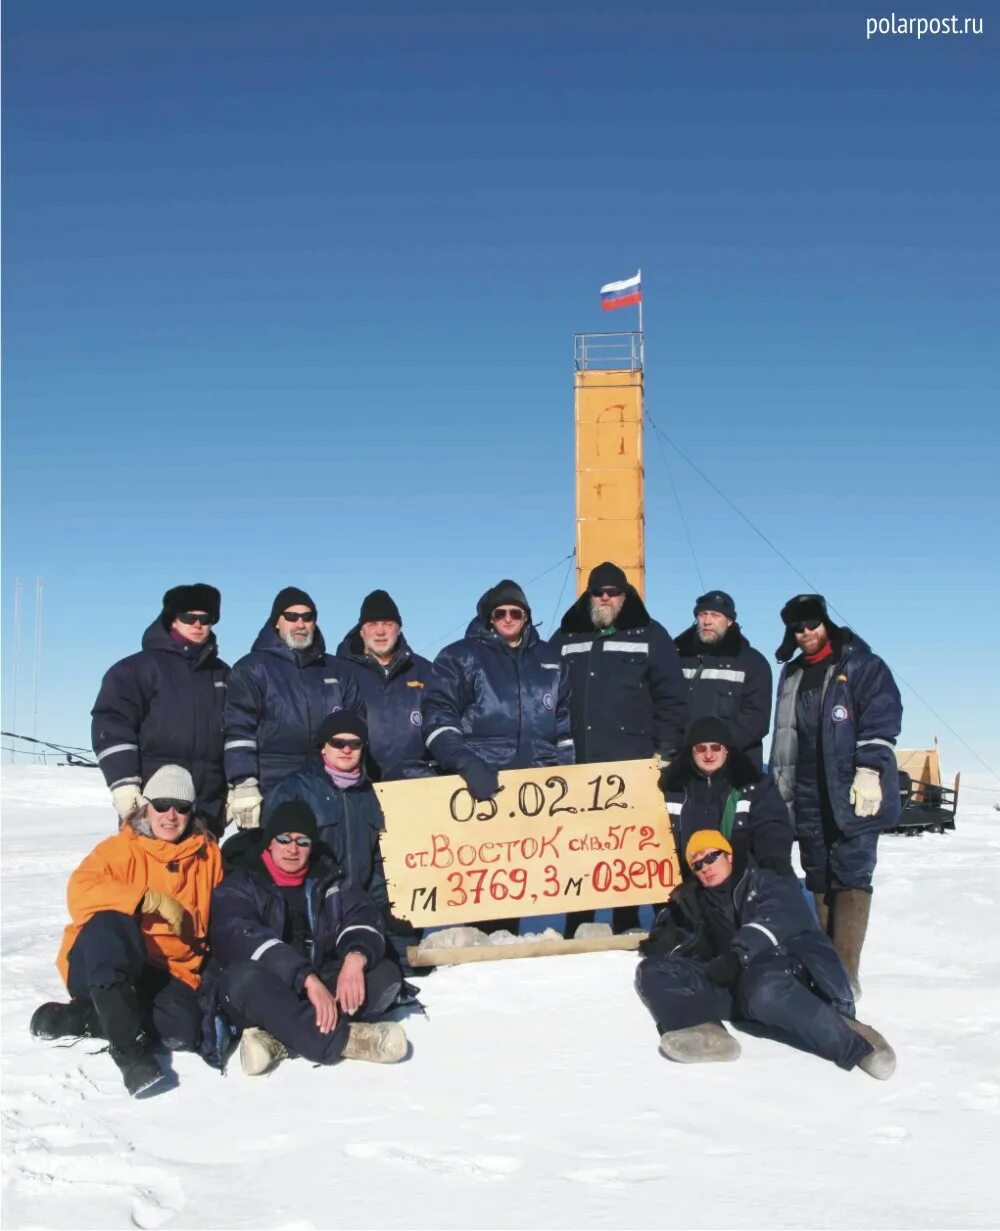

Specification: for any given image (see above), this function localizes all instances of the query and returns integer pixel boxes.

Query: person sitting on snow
[30,766,223,1097]
[207,799,407,1075]
[634,829,896,1078]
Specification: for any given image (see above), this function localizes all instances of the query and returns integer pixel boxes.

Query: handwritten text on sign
[375,759,679,927]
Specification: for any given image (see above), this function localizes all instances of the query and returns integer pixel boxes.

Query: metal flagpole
[32,577,44,751]
[10,578,22,762]
[637,267,644,367]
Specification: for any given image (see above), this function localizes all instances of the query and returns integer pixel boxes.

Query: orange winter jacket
[56,825,223,991]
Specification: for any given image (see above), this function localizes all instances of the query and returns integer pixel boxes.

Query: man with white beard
[223,587,364,829]
[550,562,688,933]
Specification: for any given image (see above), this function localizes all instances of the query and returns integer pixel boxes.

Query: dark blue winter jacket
[663,747,793,881]
[263,755,390,919]
[424,594,574,774]
[208,834,386,991]
[549,588,688,762]
[644,861,854,1016]
[335,628,433,780]
[91,619,229,830]
[223,624,365,792]
[771,630,902,840]
[674,623,772,770]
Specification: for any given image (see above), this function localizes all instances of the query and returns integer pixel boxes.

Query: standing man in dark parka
[673,590,772,771]
[92,584,229,836]
[223,587,364,831]
[550,562,688,934]
[336,589,433,780]
[770,594,902,998]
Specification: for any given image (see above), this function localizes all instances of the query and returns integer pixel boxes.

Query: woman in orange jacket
[30,765,223,1096]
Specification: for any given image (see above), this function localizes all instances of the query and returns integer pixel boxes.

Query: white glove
[850,767,882,818]
[226,779,262,829]
[111,784,144,823]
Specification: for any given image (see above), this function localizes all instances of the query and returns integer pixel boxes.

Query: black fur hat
[161,583,220,625]
[775,593,838,663]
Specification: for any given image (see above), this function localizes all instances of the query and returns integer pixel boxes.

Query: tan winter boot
[813,893,831,936]
[342,1022,408,1064]
[846,1017,896,1080]
[832,890,872,1000]
[240,1027,289,1076]
[658,1022,741,1064]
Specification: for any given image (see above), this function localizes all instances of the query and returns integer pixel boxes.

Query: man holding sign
[423,580,574,933]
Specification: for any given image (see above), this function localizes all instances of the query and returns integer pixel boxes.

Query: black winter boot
[30,999,100,1040]
[832,890,872,1001]
[91,983,164,1097]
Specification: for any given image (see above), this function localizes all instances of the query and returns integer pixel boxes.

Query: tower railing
[573,331,644,372]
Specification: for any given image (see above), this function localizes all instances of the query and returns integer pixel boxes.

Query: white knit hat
[142,765,195,804]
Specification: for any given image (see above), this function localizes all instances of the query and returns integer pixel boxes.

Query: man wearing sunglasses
[770,594,902,999]
[425,579,574,804]
[673,590,772,771]
[207,799,407,1074]
[662,716,792,883]
[223,587,365,830]
[262,714,393,931]
[336,589,433,781]
[550,562,687,934]
[635,829,896,1079]
[92,584,229,836]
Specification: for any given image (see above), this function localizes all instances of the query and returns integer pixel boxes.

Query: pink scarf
[261,847,309,887]
[322,761,362,791]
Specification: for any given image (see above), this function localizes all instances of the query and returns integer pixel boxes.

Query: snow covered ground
[3,764,999,1230]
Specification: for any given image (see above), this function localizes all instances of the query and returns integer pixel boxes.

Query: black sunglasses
[690,849,727,873]
[148,798,193,815]
[176,612,213,626]
[492,607,525,621]
[326,737,364,751]
[790,619,822,634]
[590,586,624,598]
[281,610,316,623]
[273,833,313,848]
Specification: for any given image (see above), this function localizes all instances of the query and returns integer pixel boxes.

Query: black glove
[706,952,741,987]
[460,758,500,802]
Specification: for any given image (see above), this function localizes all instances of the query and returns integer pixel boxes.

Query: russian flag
[600,271,642,311]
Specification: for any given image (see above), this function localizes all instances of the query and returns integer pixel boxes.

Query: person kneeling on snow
[208,799,407,1075]
[634,830,895,1078]
[30,766,223,1097]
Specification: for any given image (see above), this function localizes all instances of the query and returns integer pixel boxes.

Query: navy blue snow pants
[635,952,871,1071]
[217,956,403,1065]
[66,910,202,1051]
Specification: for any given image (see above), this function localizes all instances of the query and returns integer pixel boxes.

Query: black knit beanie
[359,589,402,624]
[487,579,531,619]
[262,799,319,845]
[315,711,369,748]
[587,562,628,592]
[270,586,316,624]
[684,716,734,751]
[694,590,736,622]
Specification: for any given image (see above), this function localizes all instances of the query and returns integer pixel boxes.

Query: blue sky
[3,1,998,778]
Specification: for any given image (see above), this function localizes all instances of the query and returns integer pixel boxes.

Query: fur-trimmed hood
[559,586,651,636]
[674,622,750,659]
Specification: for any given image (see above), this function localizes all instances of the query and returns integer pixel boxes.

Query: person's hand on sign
[335,952,367,1016]
[460,757,500,802]
[303,972,339,1033]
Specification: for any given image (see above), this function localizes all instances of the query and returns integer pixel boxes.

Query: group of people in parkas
[30,571,902,1094]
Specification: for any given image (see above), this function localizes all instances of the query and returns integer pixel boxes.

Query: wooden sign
[375,759,678,927]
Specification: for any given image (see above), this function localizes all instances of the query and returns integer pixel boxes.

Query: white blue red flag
[600,271,642,311]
